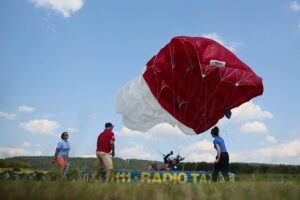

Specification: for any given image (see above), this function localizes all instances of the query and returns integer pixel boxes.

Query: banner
[79,170,235,183]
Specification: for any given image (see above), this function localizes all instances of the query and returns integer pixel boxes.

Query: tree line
[2,157,300,174]
[178,162,300,174]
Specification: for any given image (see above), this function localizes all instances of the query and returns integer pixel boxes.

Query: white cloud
[148,123,188,139]
[253,140,300,164]
[34,150,42,156]
[231,101,273,123]
[228,139,300,164]
[22,142,32,148]
[68,127,79,133]
[265,135,278,145]
[31,0,85,18]
[180,140,214,154]
[256,140,300,159]
[290,1,300,11]
[230,152,246,162]
[240,121,268,133]
[186,152,215,163]
[20,119,60,135]
[118,143,159,160]
[117,126,150,139]
[79,154,96,158]
[0,111,16,120]
[178,140,215,162]
[0,147,42,158]
[202,33,243,52]
[18,105,35,113]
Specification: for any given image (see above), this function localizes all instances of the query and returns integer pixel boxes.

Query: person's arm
[52,148,60,163]
[110,140,115,157]
[52,142,62,163]
[163,151,173,163]
[214,144,221,164]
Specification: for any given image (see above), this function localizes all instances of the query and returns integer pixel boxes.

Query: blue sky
[1,0,300,164]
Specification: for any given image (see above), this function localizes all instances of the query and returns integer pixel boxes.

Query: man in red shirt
[91,122,115,183]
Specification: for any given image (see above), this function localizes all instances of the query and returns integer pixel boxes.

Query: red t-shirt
[97,129,115,153]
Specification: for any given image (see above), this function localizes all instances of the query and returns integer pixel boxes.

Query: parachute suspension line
[170,40,187,123]
[219,67,234,108]
[221,119,235,144]
[214,67,247,143]
[189,76,209,130]
[167,42,190,159]
[151,56,162,99]
[191,73,205,130]
[191,80,222,131]
[220,69,240,110]
[169,43,177,115]
[176,70,192,123]
[181,41,200,123]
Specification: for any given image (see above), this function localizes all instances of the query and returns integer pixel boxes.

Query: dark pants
[212,152,229,182]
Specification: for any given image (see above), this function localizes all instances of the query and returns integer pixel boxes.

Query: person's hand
[111,151,115,158]
[214,159,219,164]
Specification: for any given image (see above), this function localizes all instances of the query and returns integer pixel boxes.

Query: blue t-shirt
[213,137,227,152]
[57,140,70,157]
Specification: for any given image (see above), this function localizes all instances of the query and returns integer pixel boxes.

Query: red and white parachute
[115,36,263,135]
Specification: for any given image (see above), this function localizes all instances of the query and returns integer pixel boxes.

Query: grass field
[0,168,47,174]
[1,178,300,200]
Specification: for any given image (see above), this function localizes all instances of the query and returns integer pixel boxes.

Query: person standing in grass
[91,122,115,183]
[52,132,71,178]
[211,126,230,182]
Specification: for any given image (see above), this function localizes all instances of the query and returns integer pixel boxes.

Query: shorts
[96,151,113,170]
[56,157,68,165]
[213,152,229,171]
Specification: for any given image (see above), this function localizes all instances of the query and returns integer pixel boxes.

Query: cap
[105,122,114,128]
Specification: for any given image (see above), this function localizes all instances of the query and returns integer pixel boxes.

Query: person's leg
[56,157,67,179]
[59,164,66,178]
[212,159,222,182]
[212,162,221,182]
[105,169,111,183]
[221,164,229,182]
[91,152,103,182]
[91,162,103,182]
[221,153,230,182]
[62,164,68,178]
[212,169,219,182]
[103,153,113,183]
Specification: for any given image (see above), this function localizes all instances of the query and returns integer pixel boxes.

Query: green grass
[235,173,300,182]
[1,180,300,200]
[0,168,47,174]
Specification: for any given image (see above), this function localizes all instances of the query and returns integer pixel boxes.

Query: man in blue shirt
[211,126,229,182]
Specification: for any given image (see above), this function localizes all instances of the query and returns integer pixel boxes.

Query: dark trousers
[212,152,229,182]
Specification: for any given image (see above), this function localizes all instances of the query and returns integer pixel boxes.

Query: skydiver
[161,151,184,171]
[211,126,230,182]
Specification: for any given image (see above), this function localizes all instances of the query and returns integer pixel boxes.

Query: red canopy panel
[143,36,263,134]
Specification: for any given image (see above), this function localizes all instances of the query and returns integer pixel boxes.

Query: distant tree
[3,156,300,174]
[0,159,31,168]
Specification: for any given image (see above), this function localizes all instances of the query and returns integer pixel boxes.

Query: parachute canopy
[115,36,263,134]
